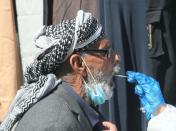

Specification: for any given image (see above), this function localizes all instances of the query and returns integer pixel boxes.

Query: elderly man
[0,10,119,131]
[1,10,176,131]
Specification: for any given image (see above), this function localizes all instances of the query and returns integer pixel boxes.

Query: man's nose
[112,53,120,66]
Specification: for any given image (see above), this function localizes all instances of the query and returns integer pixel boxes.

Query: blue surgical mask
[84,82,107,105]
[81,57,113,105]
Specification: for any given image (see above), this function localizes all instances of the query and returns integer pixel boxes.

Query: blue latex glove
[126,71,165,120]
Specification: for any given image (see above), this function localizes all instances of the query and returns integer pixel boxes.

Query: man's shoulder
[15,86,79,130]
[26,85,71,113]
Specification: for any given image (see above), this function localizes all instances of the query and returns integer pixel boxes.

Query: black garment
[146,0,176,105]
[100,0,149,131]
[44,1,149,130]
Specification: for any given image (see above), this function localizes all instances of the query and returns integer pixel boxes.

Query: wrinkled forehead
[86,37,111,50]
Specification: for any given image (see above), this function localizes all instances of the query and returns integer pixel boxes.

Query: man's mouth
[109,79,115,88]
[113,64,121,74]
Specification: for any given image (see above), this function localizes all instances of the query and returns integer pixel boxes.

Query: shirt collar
[61,81,104,128]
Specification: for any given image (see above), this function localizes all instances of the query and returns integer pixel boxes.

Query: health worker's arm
[127,71,176,131]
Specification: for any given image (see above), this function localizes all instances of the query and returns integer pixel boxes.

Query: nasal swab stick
[114,75,127,78]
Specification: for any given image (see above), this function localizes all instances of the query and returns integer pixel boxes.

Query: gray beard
[83,64,121,102]
[86,64,121,83]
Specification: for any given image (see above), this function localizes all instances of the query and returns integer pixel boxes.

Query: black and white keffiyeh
[0,10,104,131]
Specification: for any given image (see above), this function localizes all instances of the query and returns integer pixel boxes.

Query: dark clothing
[44,1,149,130]
[146,0,176,105]
[62,82,106,131]
[15,81,104,131]
[100,0,149,131]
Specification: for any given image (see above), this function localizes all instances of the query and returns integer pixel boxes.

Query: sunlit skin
[62,38,120,97]
[82,38,119,77]
[61,38,119,131]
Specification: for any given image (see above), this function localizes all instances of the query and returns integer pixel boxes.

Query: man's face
[80,38,120,102]
[82,38,120,79]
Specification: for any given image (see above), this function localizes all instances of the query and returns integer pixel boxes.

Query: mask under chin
[84,82,114,106]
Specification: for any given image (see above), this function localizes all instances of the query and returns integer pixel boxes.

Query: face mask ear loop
[80,57,97,85]
[82,78,88,88]
[81,70,99,96]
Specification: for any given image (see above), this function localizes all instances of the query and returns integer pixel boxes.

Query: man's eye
[75,49,109,57]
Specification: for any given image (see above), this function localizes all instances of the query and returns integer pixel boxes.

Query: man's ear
[69,54,86,76]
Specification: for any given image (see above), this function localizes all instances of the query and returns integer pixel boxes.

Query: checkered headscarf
[25,10,104,84]
[0,10,105,131]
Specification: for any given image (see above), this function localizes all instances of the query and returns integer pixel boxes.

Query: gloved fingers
[139,96,152,120]
[141,82,162,96]
[135,84,164,106]
[134,85,152,113]
[150,81,162,93]
[135,90,151,115]
[126,71,138,83]
[134,85,144,96]
[139,96,149,108]
[139,83,153,93]
[126,71,155,85]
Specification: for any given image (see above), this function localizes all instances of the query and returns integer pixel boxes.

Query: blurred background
[0,0,176,131]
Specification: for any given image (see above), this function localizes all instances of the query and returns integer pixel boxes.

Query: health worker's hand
[126,71,166,120]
